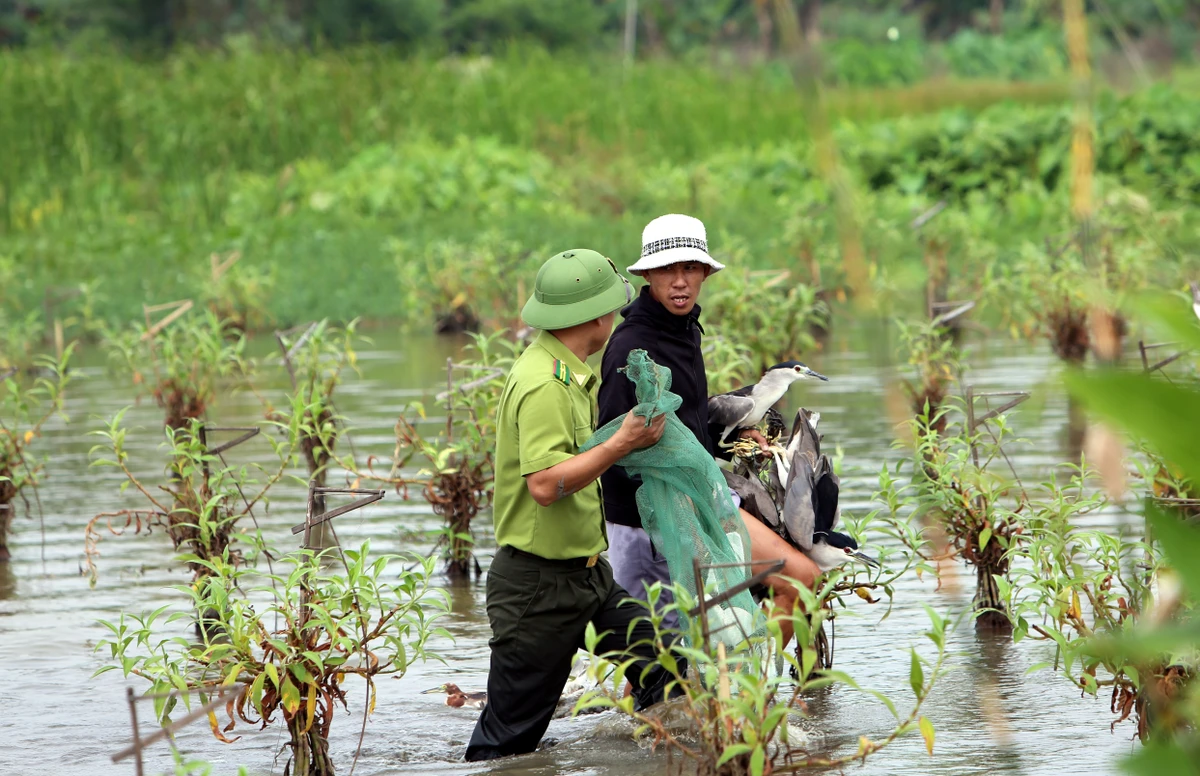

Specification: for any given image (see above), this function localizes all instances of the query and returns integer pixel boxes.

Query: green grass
[1,46,1196,331]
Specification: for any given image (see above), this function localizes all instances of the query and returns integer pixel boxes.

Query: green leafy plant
[204,251,276,336]
[265,320,361,550]
[106,309,250,431]
[895,318,958,435]
[0,307,46,371]
[391,231,535,334]
[85,414,290,588]
[370,330,518,576]
[705,268,827,372]
[575,578,951,775]
[702,333,757,395]
[1053,293,1200,767]
[892,400,1027,629]
[96,542,448,776]
[0,348,71,560]
[996,463,1172,736]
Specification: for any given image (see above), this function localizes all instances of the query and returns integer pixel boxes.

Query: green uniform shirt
[492,330,607,560]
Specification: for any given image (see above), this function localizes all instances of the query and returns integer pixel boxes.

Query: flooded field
[0,324,1141,775]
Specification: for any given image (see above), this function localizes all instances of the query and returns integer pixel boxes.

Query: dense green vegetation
[5,0,1197,67]
[3,2,1197,334]
[2,45,1197,333]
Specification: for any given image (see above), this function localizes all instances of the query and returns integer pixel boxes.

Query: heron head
[768,360,829,383]
[822,531,879,567]
[422,683,461,695]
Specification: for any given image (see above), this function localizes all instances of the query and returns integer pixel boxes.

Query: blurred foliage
[940,27,1069,80]
[895,319,958,431]
[0,348,71,556]
[3,0,1196,63]
[1058,294,1200,765]
[704,265,827,372]
[2,42,1196,330]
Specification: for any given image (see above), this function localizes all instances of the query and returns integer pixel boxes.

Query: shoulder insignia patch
[552,359,572,386]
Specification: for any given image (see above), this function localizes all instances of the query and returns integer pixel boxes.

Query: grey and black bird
[708,361,828,446]
[780,409,878,572]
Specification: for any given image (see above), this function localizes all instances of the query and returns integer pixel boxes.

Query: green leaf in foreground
[909,648,924,697]
[1146,508,1200,599]
[919,716,935,756]
[1063,369,1200,480]
[1120,740,1200,776]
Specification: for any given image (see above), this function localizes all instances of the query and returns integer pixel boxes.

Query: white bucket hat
[626,213,726,275]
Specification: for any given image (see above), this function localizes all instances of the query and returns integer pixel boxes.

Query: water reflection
[968,630,1027,773]
[0,560,15,601]
[1065,395,1088,459]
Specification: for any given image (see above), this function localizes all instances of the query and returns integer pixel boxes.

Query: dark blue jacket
[598,286,725,528]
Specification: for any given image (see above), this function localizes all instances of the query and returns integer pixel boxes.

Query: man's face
[644,262,711,316]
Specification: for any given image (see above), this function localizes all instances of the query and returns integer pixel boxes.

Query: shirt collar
[533,330,596,389]
[623,285,704,333]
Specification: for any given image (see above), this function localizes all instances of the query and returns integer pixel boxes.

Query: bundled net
[584,349,763,648]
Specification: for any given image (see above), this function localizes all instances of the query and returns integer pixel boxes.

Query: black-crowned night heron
[724,408,877,573]
[708,361,828,445]
[779,408,878,572]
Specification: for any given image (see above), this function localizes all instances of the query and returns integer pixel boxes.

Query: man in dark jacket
[598,214,767,630]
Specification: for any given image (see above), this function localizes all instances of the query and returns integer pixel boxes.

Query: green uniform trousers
[464,545,682,761]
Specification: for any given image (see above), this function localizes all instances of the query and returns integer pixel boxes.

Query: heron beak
[849,550,880,568]
[420,685,446,695]
[804,366,829,382]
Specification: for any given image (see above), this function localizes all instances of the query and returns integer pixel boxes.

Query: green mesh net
[584,349,764,648]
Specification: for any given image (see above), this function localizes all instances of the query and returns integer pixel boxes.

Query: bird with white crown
[714,372,880,575]
[708,360,829,446]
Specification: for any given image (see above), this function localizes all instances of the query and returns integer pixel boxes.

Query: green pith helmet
[521,249,633,330]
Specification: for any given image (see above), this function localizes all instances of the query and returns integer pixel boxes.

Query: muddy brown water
[1,325,1143,775]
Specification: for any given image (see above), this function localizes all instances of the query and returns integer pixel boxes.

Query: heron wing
[781,453,816,551]
[785,407,822,462]
[708,393,757,429]
[766,455,786,512]
[722,469,780,527]
[785,436,818,492]
[813,455,840,536]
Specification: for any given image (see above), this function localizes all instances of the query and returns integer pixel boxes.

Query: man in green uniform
[465,249,678,762]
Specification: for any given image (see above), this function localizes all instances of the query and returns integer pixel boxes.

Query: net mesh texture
[584,349,764,648]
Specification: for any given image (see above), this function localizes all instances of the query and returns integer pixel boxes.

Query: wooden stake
[210,251,242,283]
[141,300,193,341]
[124,687,144,776]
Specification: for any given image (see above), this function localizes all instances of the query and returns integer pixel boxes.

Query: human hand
[613,410,666,453]
[738,428,770,454]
